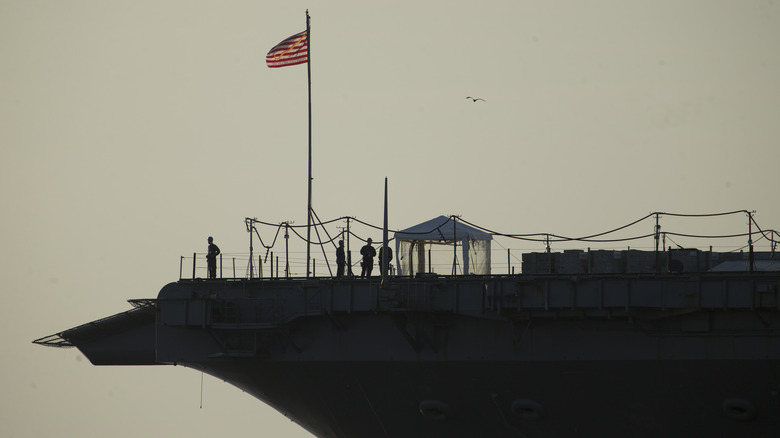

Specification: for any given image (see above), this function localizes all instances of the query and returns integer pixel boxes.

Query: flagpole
[305,10,312,278]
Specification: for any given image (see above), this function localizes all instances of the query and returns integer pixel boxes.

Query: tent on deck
[393,216,492,276]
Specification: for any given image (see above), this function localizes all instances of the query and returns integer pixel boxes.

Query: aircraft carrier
[35,215,780,437]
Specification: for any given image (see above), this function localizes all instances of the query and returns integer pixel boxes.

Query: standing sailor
[206,236,220,279]
[378,245,392,277]
[360,238,376,278]
[336,240,346,278]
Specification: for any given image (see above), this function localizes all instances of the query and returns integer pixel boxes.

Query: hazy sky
[3,1,779,437]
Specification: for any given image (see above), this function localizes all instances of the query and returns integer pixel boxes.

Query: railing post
[748,211,755,273]
[192,252,196,279]
[546,234,552,274]
[180,256,184,280]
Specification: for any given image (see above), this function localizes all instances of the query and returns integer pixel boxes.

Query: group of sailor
[205,236,391,279]
[337,238,392,278]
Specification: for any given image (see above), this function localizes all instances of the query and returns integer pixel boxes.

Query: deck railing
[179,248,775,280]
[179,252,356,280]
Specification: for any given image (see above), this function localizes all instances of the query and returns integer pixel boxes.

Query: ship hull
[192,358,780,437]
[41,272,780,437]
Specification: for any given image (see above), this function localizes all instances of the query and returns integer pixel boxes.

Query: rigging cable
[257,224,284,262]
[657,209,748,218]
[459,213,656,242]
[245,210,775,256]
[310,208,334,276]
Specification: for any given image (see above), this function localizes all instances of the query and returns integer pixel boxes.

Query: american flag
[266,30,308,68]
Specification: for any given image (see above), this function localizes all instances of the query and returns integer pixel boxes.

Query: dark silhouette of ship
[35,212,780,437]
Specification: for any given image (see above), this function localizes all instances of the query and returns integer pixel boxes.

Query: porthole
[511,399,544,421]
[419,400,451,421]
[722,398,756,421]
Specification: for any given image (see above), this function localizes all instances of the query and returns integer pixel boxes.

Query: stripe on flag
[266,30,308,68]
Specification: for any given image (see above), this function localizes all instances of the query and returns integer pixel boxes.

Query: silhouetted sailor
[336,240,346,278]
[378,245,392,277]
[206,236,220,279]
[360,238,376,278]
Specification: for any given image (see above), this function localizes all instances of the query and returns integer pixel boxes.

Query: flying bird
[466,97,486,102]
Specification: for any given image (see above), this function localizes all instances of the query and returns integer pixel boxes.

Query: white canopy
[394,216,492,276]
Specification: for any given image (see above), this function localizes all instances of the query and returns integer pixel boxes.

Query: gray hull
[195,359,779,437]
[39,273,780,437]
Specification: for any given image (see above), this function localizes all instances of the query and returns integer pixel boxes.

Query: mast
[266,16,313,277]
[306,10,312,278]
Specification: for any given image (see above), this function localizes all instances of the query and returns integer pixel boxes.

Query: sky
[2,1,779,436]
